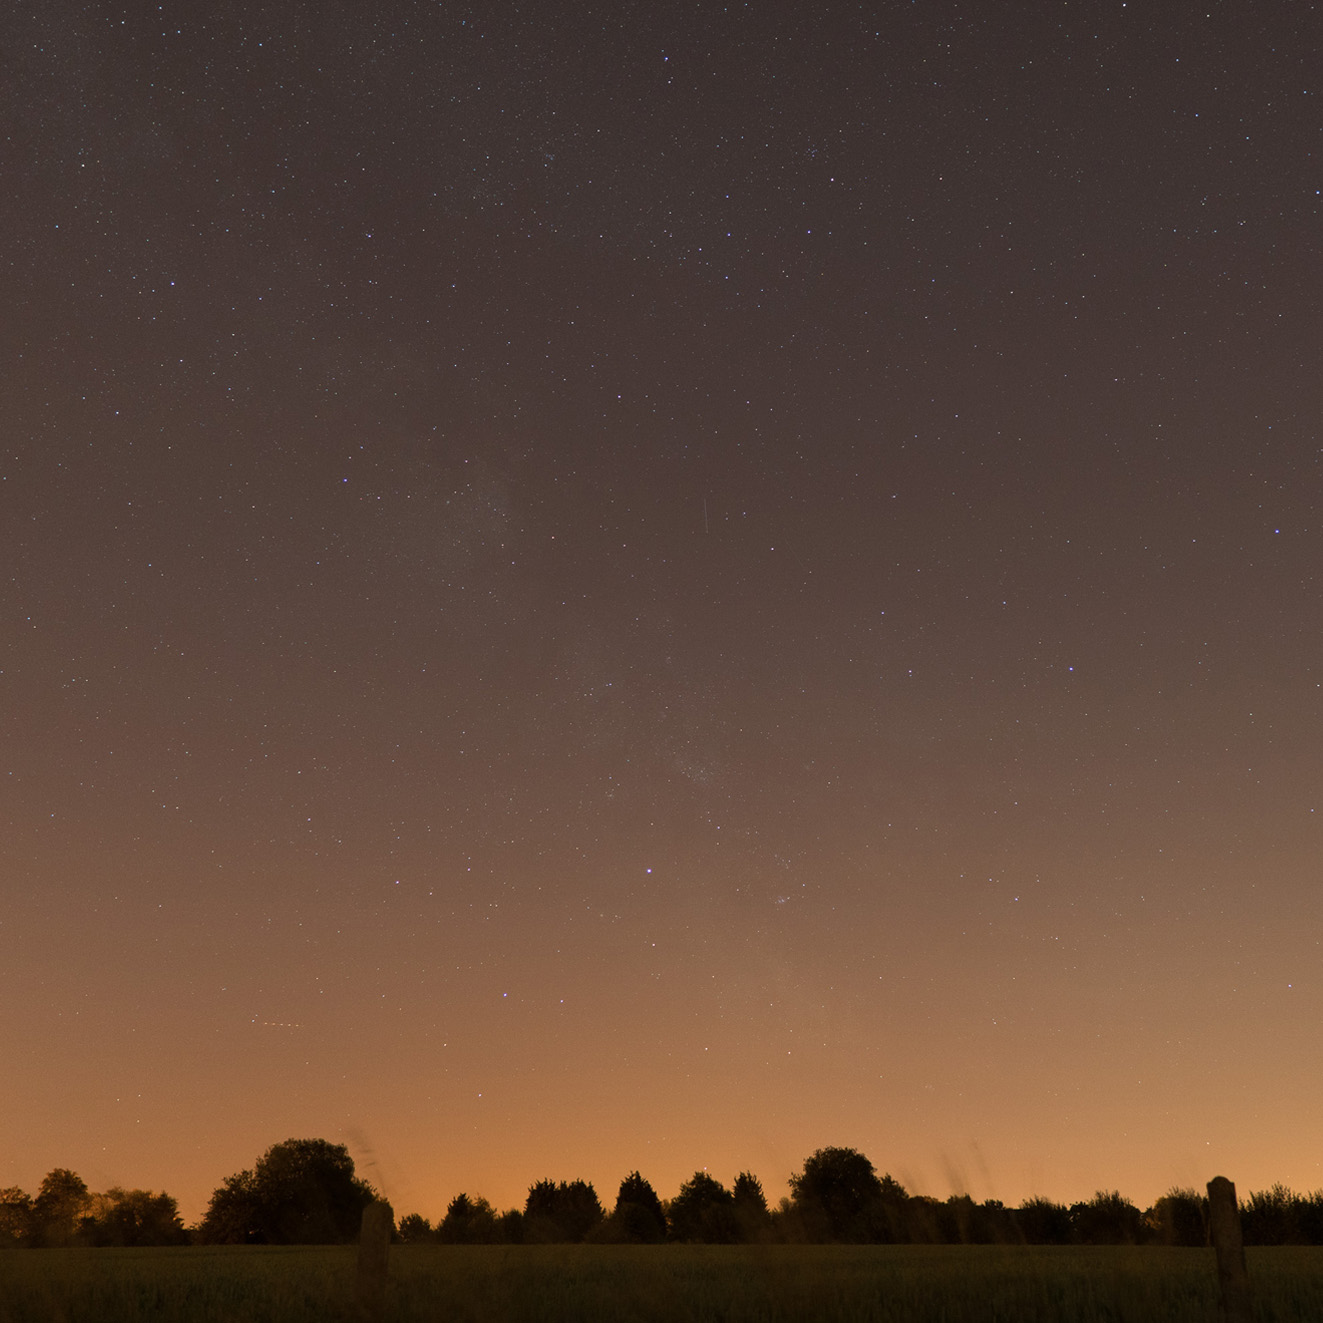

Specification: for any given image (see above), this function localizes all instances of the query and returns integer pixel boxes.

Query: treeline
[399,1155,1323,1249]
[0,1171,187,1248]
[6,1140,1323,1249]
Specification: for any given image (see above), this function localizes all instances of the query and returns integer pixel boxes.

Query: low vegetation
[2,1243,1323,1322]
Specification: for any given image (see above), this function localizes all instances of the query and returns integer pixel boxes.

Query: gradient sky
[3,1,1322,1225]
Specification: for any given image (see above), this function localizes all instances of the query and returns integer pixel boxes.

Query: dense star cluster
[2,1,1320,1222]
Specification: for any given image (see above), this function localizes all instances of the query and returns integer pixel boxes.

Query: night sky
[4,1,1322,1224]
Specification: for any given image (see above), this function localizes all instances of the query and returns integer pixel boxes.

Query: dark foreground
[2,1244,1322,1322]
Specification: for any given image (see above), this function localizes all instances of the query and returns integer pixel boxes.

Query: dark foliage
[612,1172,667,1243]
[1069,1191,1145,1245]
[82,1189,189,1247]
[788,1147,904,1242]
[668,1172,740,1243]
[732,1171,772,1240]
[438,1193,499,1244]
[1145,1188,1207,1247]
[1240,1184,1323,1246]
[1013,1197,1073,1245]
[523,1179,604,1242]
[13,1140,1323,1254]
[396,1212,435,1244]
[32,1170,91,1248]
[198,1138,376,1244]
[932,1195,1017,1244]
[0,1188,34,1248]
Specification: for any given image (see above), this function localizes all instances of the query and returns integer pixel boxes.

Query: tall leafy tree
[33,1169,90,1248]
[0,1188,34,1248]
[789,1148,895,1242]
[199,1139,375,1244]
[732,1171,771,1239]
[523,1179,603,1242]
[668,1172,738,1243]
[438,1193,499,1244]
[613,1171,667,1243]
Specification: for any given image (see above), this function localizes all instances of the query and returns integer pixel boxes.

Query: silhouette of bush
[1013,1197,1073,1245]
[1243,1184,1304,1245]
[1144,1188,1206,1247]
[523,1179,603,1242]
[1069,1190,1144,1245]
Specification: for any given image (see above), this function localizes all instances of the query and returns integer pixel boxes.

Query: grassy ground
[2,1244,1323,1322]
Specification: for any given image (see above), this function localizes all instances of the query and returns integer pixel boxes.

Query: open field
[3,1244,1323,1322]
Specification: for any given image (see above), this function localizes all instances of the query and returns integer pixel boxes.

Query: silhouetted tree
[523,1179,603,1242]
[668,1172,739,1243]
[0,1188,34,1248]
[936,1194,1012,1244]
[790,1148,892,1242]
[1296,1191,1323,1245]
[84,1189,188,1247]
[198,1139,375,1244]
[1070,1190,1144,1245]
[438,1193,499,1243]
[612,1172,667,1243]
[197,1170,261,1244]
[1243,1184,1303,1246]
[397,1213,435,1244]
[1014,1197,1073,1245]
[1145,1188,1207,1247]
[33,1170,91,1248]
[732,1172,771,1240]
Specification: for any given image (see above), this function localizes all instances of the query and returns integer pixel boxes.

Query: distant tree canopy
[14,1139,1323,1251]
[83,1189,189,1248]
[1068,1191,1145,1246]
[198,1139,375,1244]
[0,1176,185,1249]
[523,1179,604,1243]
[668,1172,738,1243]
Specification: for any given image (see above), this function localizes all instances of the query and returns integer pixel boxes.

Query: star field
[2,0,1322,1220]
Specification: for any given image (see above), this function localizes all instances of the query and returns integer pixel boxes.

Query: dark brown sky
[3,0,1321,1222]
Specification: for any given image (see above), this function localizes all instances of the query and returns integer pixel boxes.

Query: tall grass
[2,1244,1322,1321]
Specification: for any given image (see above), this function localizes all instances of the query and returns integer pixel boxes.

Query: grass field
[2,1243,1323,1322]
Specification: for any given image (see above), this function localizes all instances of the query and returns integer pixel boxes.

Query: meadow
[3,1243,1323,1322]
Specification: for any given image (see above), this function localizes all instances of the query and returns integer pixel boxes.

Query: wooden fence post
[356,1199,393,1322]
[1206,1176,1250,1323]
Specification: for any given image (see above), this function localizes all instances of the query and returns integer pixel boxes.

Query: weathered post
[356,1199,393,1322]
[1206,1176,1250,1323]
